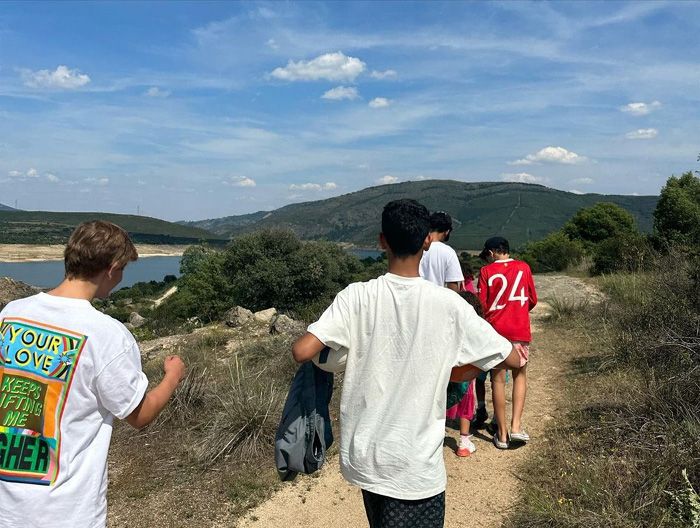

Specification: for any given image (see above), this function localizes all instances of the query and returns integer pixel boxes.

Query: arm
[126,355,185,430]
[446,282,460,292]
[451,344,526,381]
[527,268,538,311]
[292,332,327,363]
[477,270,488,308]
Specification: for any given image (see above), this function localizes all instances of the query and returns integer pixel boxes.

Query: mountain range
[185,180,659,249]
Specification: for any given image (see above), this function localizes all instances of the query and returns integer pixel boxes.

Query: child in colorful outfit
[292,200,526,528]
[0,221,186,528]
[477,236,537,449]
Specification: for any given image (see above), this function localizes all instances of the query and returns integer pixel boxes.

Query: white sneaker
[456,435,476,457]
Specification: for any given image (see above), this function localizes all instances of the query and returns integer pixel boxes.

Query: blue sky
[0,1,698,221]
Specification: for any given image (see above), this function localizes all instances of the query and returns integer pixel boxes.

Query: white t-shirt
[307,273,511,500]
[419,241,464,286]
[0,293,148,528]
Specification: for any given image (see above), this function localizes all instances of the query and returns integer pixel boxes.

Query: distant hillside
[0,203,17,211]
[0,211,225,245]
[185,181,659,249]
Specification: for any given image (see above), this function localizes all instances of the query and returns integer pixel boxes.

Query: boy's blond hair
[64,221,138,279]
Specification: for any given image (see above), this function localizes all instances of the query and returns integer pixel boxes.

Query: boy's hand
[163,355,186,382]
[450,364,480,382]
[514,343,529,367]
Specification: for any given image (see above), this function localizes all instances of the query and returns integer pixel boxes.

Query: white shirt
[0,293,148,528]
[307,273,511,500]
[419,240,464,286]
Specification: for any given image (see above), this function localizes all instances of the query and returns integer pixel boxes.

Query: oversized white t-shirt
[307,273,511,500]
[419,241,464,286]
[0,293,148,528]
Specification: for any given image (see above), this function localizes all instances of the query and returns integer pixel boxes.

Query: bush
[520,231,584,272]
[563,202,638,248]
[653,171,700,248]
[591,232,654,275]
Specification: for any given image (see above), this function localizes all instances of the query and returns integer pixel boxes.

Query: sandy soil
[0,244,188,262]
[225,275,598,528]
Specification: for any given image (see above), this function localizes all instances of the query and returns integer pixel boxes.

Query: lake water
[0,249,384,289]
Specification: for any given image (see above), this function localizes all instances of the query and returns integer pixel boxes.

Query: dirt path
[231,275,597,528]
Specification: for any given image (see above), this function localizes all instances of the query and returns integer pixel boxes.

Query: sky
[0,1,699,221]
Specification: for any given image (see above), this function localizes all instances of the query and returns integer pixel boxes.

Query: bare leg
[459,417,470,436]
[510,363,527,433]
[491,369,508,442]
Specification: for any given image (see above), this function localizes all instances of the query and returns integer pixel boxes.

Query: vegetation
[562,202,638,249]
[0,210,225,244]
[520,231,585,273]
[184,180,658,250]
[653,171,700,248]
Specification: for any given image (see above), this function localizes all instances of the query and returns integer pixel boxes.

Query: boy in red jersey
[478,237,537,449]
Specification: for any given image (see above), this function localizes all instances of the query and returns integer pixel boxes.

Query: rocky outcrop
[0,277,39,311]
[129,312,147,328]
[224,306,254,327]
[253,307,277,324]
[270,314,305,336]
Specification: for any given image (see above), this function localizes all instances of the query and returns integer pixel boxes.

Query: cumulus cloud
[8,168,40,180]
[625,128,658,139]
[376,175,399,185]
[46,173,59,183]
[225,176,257,187]
[289,182,337,191]
[26,168,38,178]
[369,97,391,108]
[510,146,587,166]
[85,177,109,186]
[370,69,397,79]
[571,177,594,185]
[145,86,171,98]
[569,189,585,195]
[322,86,359,101]
[8,170,22,178]
[500,172,543,184]
[620,101,661,116]
[22,65,90,89]
[270,52,366,82]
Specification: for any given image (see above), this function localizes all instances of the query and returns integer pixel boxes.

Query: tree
[520,231,584,272]
[563,202,638,247]
[653,171,700,247]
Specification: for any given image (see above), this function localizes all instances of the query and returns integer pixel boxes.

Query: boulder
[129,312,147,328]
[270,314,305,335]
[253,307,277,324]
[224,306,254,327]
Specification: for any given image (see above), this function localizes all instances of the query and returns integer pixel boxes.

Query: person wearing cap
[477,236,537,449]
[419,212,464,292]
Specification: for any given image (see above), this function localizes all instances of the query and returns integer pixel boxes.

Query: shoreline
[0,244,188,263]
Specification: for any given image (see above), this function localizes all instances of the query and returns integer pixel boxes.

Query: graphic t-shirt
[0,293,148,528]
[478,259,537,342]
[419,241,464,287]
[307,273,511,500]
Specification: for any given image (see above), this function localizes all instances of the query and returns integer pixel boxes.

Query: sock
[460,434,472,447]
[477,401,485,410]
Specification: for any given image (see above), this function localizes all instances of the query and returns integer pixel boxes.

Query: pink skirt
[446,379,476,420]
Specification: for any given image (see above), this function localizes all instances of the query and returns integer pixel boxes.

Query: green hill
[0,210,225,245]
[185,181,658,249]
[0,203,17,211]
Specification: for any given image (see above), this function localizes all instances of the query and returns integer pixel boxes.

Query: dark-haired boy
[293,200,525,527]
[477,236,537,449]
[0,221,186,528]
[419,211,464,291]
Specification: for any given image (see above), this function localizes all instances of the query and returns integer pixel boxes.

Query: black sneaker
[486,420,498,436]
[472,407,488,428]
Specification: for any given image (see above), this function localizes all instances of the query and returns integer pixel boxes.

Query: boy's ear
[379,232,388,250]
[422,234,431,251]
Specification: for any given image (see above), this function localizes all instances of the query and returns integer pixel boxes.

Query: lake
[0,249,384,289]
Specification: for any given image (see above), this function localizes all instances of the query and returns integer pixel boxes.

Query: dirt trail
[231,275,598,528]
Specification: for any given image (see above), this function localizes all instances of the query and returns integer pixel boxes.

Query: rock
[129,312,146,328]
[270,314,305,335]
[253,307,277,324]
[224,306,254,328]
[124,322,135,331]
[0,277,39,311]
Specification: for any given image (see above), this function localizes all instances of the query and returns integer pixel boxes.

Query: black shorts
[361,489,445,528]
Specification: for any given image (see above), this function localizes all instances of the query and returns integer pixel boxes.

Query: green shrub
[591,232,654,275]
[563,202,638,248]
[520,231,584,272]
[653,171,700,248]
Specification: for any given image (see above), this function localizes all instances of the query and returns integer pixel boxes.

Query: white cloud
[369,97,391,108]
[322,86,359,101]
[46,173,59,182]
[510,146,587,165]
[22,65,91,89]
[8,170,21,178]
[620,100,661,116]
[267,38,279,50]
[571,177,594,185]
[370,69,397,79]
[289,182,338,191]
[569,189,585,195]
[26,168,38,178]
[225,176,257,187]
[270,51,366,82]
[625,128,658,139]
[85,177,109,186]
[500,172,543,184]
[145,86,171,98]
[376,175,399,185]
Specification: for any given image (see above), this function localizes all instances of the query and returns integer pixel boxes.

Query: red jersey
[478,259,537,342]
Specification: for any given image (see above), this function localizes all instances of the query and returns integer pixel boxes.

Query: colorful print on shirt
[0,318,87,486]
